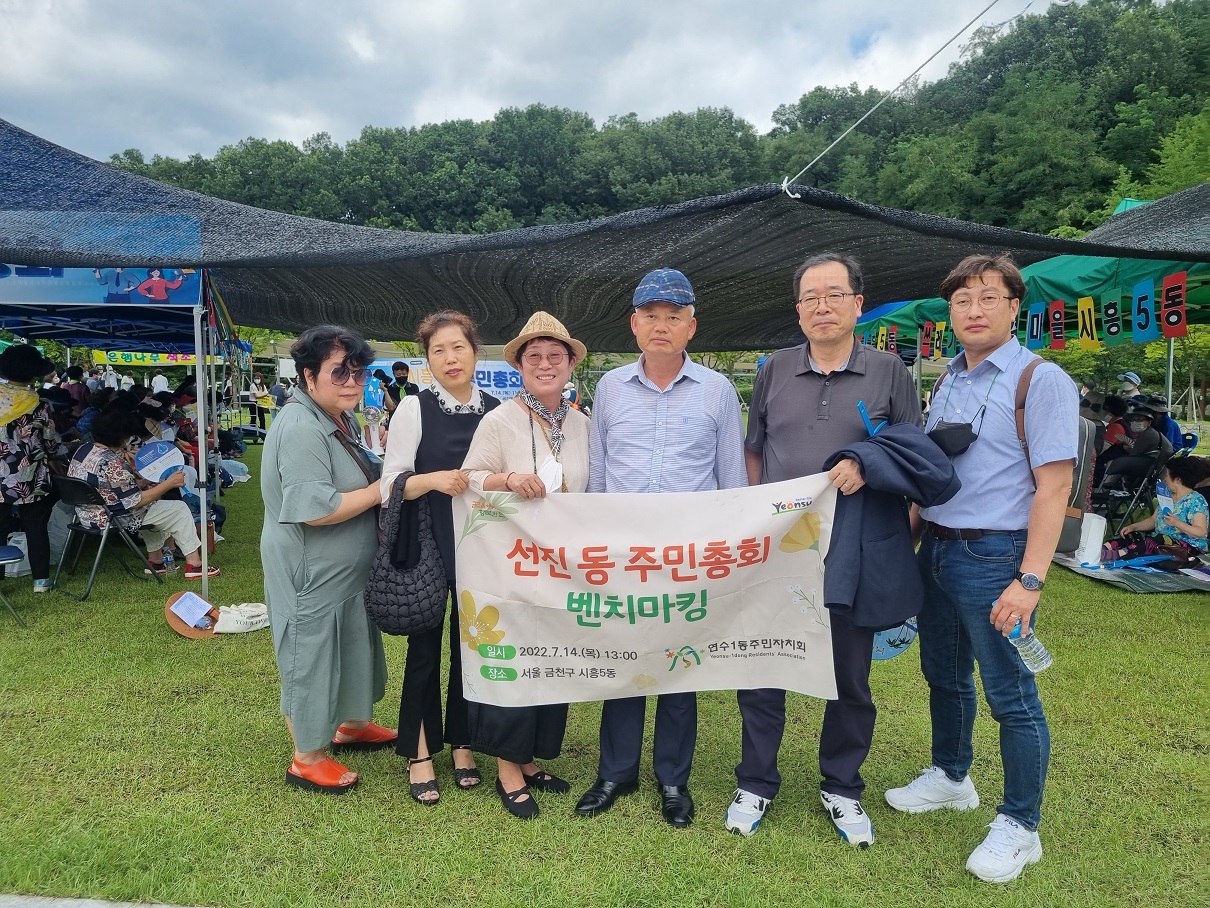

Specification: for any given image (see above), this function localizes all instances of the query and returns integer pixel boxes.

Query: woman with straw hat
[461,311,590,819]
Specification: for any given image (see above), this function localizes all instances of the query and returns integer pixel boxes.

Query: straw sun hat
[502,311,588,368]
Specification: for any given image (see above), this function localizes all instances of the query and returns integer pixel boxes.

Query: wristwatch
[1016,571,1044,591]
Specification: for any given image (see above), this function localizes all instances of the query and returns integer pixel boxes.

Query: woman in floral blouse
[0,345,69,593]
[68,404,219,580]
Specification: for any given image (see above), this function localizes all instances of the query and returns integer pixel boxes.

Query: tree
[960,68,1118,232]
[1102,84,1195,178]
[1144,325,1210,419]
[585,108,762,210]
[482,104,600,224]
[1142,101,1210,196]
[876,131,983,218]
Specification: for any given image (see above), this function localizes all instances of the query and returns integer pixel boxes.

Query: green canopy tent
[856,254,1210,408]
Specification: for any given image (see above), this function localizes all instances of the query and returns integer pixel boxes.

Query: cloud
[0,0,1067,161]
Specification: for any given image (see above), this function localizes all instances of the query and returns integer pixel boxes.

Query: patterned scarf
[518,388,569,456]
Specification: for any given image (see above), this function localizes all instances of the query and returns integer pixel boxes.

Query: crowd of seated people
[1090,394,1174,486]
[1,352,235,590]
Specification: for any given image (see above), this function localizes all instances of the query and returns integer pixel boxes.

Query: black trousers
[247,403,268,430]
[597,692,697,787]
[469,701,568,766]
[0,496,57,581]
[395,591,470,758]
[736,617,876,801]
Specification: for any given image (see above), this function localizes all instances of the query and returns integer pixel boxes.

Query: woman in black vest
[380,311,500,805]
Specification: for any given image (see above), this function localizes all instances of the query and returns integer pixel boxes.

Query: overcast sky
[2,0,1069,163]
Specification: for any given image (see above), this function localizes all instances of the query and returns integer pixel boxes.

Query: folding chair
[1181,431,1199,451]
[50,474,165,602]
[1090,452,1170,537]
[0,544,27,627]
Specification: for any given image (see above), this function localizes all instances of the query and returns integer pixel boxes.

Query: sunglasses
[324,365,370,386]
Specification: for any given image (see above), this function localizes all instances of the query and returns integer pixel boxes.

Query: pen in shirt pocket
[857,400,886,437]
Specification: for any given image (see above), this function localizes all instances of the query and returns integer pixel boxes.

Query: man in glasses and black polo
[733,252,921,844]
[887,254,1078,883]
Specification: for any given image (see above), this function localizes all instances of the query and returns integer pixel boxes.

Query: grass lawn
[0,444,1206,908]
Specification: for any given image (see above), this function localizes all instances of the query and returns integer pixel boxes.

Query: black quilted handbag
[364,471,448,635]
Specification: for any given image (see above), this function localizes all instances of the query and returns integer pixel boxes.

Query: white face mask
[1120,383,1136,393]
[1129,421,1147,433]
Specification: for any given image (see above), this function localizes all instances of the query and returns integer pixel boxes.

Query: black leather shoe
[575,777,639,816]
[660,784,695,827]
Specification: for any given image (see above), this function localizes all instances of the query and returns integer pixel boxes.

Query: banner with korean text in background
[452,475,838,707]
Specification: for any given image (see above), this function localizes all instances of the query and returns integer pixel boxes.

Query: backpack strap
[1016,356,1084,520]
[930,369,950,402]
[1013,358,1043,460]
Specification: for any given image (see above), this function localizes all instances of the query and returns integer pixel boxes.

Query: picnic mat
[1054,554,1210,594]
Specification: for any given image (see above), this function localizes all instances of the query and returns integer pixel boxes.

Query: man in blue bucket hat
[574,267,746,828]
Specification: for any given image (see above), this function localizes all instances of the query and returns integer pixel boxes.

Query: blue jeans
[917,532,1050,830]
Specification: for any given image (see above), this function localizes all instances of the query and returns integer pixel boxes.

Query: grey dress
[260,386,387,752]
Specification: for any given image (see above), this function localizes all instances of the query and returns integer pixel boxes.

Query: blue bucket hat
[632,268,695,308]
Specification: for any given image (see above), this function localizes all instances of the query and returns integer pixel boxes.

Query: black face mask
[928,418,979,456]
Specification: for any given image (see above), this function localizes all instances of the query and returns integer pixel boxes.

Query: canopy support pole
[1166,338,1175,406]
[192,297,210,600]
[207,317,220,500]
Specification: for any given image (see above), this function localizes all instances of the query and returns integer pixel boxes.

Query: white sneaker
[885,766,980,814]
[724,788,770,836]
[966,814,1043,882]
[32,579,53,593]
[820,791,874,847]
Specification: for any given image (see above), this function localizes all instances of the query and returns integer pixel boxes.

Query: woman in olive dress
[261,325,397,794]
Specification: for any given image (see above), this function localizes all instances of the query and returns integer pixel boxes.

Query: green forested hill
[110,0,1209,237]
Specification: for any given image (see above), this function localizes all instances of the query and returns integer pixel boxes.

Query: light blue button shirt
[919,338,1079,530]
[588,355,747,493]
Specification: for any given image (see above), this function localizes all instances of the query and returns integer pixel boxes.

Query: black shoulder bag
[363,471,448,636]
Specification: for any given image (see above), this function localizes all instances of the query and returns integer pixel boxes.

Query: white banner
[371,358,524,400]
[453,474,838,707]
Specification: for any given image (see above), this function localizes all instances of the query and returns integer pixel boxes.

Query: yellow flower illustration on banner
[459,591,505,651]
[778,510,821,553]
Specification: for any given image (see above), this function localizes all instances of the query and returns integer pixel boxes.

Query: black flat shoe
[575,777,639,816]
[660,784,694,827]
[496,778,538,820]
[451,745,482,789]
[523,769,570,793]
[408,756,440,806]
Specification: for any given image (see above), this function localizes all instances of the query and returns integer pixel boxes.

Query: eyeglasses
[324,365,370,386]
[949,292,1014,312]
[522,351,568,366]
[798,292,856,311]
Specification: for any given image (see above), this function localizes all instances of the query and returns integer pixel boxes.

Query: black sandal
[452,745,482,789]
[522,768,570,793]
[496,778,538,820]
[408,756,440,806]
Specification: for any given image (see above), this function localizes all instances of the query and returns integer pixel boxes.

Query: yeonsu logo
[665,645,701,671]
[771,496,813,516]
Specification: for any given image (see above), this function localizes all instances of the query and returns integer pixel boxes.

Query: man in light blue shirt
[887,254,1078,884]
[574,268,746,828]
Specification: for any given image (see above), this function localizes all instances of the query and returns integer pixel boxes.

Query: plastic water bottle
[1008,622,1053,673]
[161,546,175,571]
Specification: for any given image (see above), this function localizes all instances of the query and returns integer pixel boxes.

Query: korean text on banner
[1132,278,1162,343]
[453,474,839,707]
[1077,296,1100,351]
